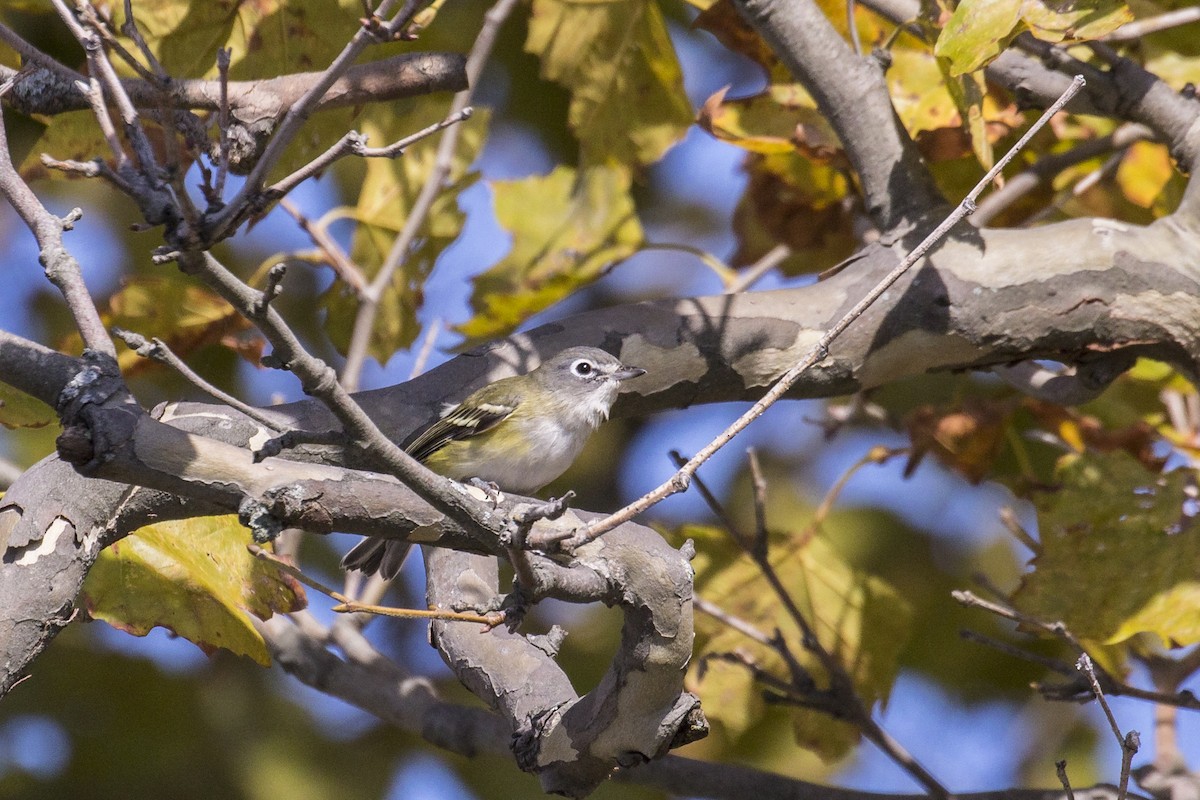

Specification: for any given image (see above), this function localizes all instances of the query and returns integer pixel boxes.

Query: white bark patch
[618,337,704,391]
[731,331,823,388]
[158,402,275,451]
[14,516,74,565]
[1114,290,1200,349]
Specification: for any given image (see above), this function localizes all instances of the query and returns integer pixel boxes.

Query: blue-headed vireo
[342,346,645,578]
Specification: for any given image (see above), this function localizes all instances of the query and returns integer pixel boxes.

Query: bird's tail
[340,538,413,581]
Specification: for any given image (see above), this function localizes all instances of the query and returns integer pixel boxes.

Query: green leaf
[0,382,56,429]
[935,0,1023,76]
[321,101,488,361]
[82,516,306,665]
[1021,0,1132,43]
[1012,451,1200,648]
[675,524,911,760]
[457,164,643,342]
[526,0,693,167]
[936,0,1132,75]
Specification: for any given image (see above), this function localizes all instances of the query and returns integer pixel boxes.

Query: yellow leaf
[83,516,306,665]
[1117,141,1175,209]
[526,0,692,167]
[457,164,644,341]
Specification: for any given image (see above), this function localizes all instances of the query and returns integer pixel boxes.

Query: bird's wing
[403,396,518,463]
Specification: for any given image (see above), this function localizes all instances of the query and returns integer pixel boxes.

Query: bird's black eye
[572,359,594,377]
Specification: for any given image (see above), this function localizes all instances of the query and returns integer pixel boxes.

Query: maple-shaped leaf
[82,516,306,665]
[457,164,643,341]
[1012,451,1200,648]
[526,0,692,167]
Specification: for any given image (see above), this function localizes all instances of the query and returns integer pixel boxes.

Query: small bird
[341,346,645,578]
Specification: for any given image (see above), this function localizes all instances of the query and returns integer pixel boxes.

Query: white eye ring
[571,359,595,377]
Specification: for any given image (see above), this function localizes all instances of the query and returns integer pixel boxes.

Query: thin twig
[693,597,774,646]
[1103,6,1200,41]
[1056,761,1076,800]
[746,448,769,559]
[726,243,792,294]
[1077,654,1140,800]
[847,0,862,57]
[264,108,472,206]
[278,198,368,297]
[119,0,170,81]
[214,47,232,203]
[410,317,443,379]
[679,450,949,798]
[999,506,1040,554]
[813,446,902,524]
[1077,654,1125,747]
[79,2,157,84]
[562,75,1087,550]
[248,544,501,625]
[76,76,129,171]
[0,23,85,84]
[972,123,1151,227]
[0,95,114,356]
[202,0,413,242]
[358,108,474,158]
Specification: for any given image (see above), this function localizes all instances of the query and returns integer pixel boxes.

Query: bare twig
[693,597,773,646]
[119,0,169,81]
[813,445,902,523]
[214,47,232,203]
[726,243,792,294]
[1056,761,1076,800]
[410,317,443,379]
[358,108,474,158]
[999,506,1040,554]
[263,108,472,205]
[564,76,1087,549]
[76,76,129,171]
[203,0,418,242]
[674,451,948,798]
[1077,654,1140,800]
[79,2,157,84]
[972,123,1152,227]
[1103,6,1200,41]
[0,100,114,356]
[0,23,85,84]
[248,544,501,624]
[278,199,368,296]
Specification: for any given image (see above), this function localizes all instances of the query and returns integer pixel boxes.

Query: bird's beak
[612,366,646,381]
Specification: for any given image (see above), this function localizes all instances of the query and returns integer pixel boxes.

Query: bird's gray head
[531,346,645,424]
